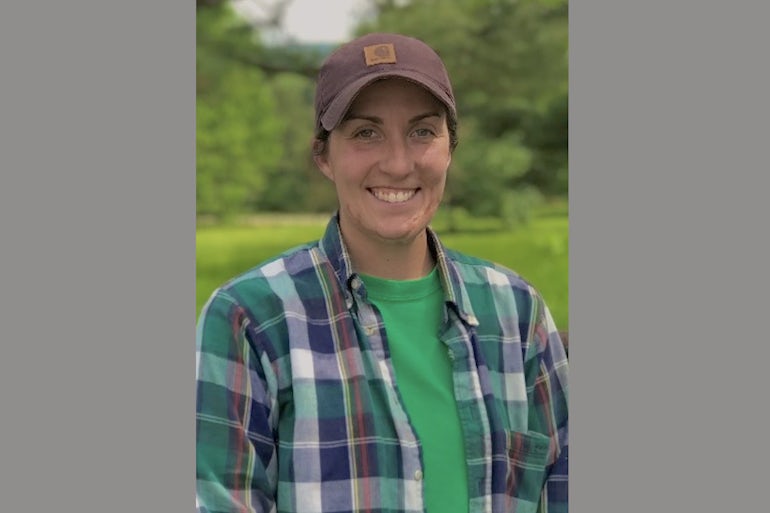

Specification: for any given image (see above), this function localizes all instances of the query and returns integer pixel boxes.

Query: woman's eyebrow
[409,112,443,123]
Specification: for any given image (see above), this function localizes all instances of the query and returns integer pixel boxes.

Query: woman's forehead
[349,78,444,111]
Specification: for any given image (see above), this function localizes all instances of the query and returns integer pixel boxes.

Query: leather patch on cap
[363,43,397,66]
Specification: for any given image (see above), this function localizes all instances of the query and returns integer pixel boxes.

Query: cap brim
[320,70,455,131]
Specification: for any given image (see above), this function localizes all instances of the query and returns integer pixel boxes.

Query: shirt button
[414,470,423,481]
[365,326,376,336]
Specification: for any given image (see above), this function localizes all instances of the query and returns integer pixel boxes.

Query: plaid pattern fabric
[196,216,569,513]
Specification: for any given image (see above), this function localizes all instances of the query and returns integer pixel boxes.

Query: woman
[196,32,568,513]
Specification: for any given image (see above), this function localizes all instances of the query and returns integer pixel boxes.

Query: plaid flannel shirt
[196,216,568,513]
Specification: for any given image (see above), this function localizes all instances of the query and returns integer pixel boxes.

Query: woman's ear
[312,139,334,181]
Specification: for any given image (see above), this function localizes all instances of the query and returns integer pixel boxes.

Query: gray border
[4,0,770,511]
[572,1,770,511]
[1,2,194,510]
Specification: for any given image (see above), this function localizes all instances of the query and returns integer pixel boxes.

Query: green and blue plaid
[196,216,568,513]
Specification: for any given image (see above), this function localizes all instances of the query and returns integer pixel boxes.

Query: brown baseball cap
[314,33,456,133]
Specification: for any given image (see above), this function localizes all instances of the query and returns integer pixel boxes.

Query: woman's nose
[378,137,414,177]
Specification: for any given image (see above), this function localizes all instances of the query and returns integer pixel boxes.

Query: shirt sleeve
[525,295,569,513]
[196,291,278,513]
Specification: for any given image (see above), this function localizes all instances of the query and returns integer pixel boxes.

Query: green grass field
[196,202,568,329]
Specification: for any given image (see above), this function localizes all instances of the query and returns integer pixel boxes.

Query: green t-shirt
[360,268,469,513]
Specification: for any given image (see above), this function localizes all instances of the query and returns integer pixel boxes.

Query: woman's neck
[341,228,435,280]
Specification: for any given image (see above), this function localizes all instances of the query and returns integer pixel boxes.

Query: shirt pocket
[504,430,551,513]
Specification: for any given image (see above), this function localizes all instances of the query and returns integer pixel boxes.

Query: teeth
[372,189,416,203]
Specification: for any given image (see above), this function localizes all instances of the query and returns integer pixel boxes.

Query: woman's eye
[354,128,376,139]
[413,128,435,137]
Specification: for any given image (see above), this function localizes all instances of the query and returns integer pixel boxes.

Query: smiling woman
[196,32,569,513]
[314,79,451,279]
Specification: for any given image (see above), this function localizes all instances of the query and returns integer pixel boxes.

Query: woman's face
[314,78,452,252]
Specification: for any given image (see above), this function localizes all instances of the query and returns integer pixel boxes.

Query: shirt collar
[318,213,479,327]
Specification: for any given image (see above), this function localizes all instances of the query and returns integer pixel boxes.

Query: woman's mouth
[369,187,418,204]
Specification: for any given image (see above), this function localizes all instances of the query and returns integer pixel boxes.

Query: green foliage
[195,0,568,220]
[500,186,545,229]
[522,93,568,194]
[197,4,285,219]
[253,73,339,213]
[446,121,533,218]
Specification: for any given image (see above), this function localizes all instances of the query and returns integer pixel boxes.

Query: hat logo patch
[364,43,397,66]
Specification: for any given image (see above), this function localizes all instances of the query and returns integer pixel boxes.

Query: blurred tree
[254,72,337,213]
[197,3,285,219]
[197,1,340,218]
[522,92,568,195]
[199,0,327,78]
[196,0,567,221]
